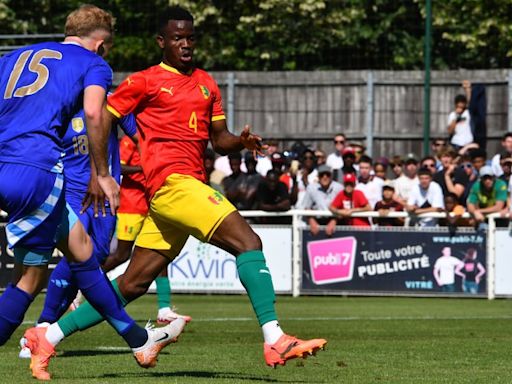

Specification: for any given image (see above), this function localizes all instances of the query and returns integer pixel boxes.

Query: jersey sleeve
[119,136,135,165]
[210,80,226,122]
[107,72,147,118]
[84,56,113,91]
[119,113,137,138]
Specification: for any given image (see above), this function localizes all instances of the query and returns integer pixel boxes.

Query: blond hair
[65,5,114,41]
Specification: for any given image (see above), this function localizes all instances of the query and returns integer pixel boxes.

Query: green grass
[2,294,512,383]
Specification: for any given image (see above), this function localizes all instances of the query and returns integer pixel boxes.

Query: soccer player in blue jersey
[0,5,184,380]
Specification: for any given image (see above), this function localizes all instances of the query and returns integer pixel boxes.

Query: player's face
[158,19,195,73]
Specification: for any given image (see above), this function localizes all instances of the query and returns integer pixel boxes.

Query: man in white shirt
[355,155,383,209]
[326,133,346,171]
[491,132,512,177]
[406,167,444,227]
[433,247,464,292]
[447,94,473,149]
[394,155,419,205]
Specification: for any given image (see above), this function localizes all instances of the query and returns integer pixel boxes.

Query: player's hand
[82,176,107,217]
[240,125,267,156]
[97,175,120,215]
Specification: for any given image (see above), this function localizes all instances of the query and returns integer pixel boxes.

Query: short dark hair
[502,132,512,141]
[158,6,193,35]
[358,155,373,166]
[228,152,242,161]
[444,192,459,203]
[470,148,487,161]
[454,94,467,104]
[417,167,432,177]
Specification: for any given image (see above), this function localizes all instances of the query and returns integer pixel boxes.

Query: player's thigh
[150,174,236,242]
[56,203,92,263]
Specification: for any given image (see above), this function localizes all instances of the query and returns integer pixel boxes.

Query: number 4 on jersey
[189,111,197,133]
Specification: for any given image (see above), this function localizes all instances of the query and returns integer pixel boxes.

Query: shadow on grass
[100,370,315,382]
[60,349,173,358]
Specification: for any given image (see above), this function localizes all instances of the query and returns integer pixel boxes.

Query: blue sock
[69,256,147,348]
[38,259,78,324]
[0,283,33,345]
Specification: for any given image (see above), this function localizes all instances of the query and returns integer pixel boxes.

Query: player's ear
[156,35,165,49]
[94,39,105,56]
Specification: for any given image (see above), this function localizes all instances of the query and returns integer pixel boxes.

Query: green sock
[155,276,171,309]
[236,250,277,326]
[57,279,129,337]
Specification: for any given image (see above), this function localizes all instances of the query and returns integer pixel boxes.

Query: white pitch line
[21,314,512,325]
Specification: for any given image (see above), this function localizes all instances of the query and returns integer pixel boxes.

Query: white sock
[45,323,65,346]
[36,322,50,328]
[262,320,284,345]
[158,307,172,318]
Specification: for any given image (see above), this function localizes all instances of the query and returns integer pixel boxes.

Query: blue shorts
[0,163,68,265]
[66,190,116,265]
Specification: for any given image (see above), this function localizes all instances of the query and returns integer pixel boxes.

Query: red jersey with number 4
[107,63,226,199]
[118,136,148,215]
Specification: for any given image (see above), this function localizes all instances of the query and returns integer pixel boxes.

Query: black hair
[228,152,242,161]
[158,6,193,35]
[358,155,373,166]
[454,94,467,104]
[417,167,432,177]
[469,148,487,161]
[502,132,512,140]
[444,192,459,202]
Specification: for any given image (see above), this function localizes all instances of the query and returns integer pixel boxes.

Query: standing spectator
[300,165,343,236]
[466,165,507,228]
[255,138,279,177]
[349,141,366,165]
[433,247,464,292]
[204,148,225,194]
[326,133,346,171]
[433,148,468,200]
[374,181,404,227]
[447,94,473,150]
[334,147,357,183]
[390,156,404,179]
[355,155,383,209]
[455,248,486,294]
[406,167,444,227]
[329,173,371,227]
[374,160,389,182]
[394,155,419,205]
[254,170,291,224]
[431,138,447,170]
[491,133,512,176]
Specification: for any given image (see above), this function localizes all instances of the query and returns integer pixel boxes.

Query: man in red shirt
[102,135,191,324]
[330,173,372,227]
[46,6,325,368]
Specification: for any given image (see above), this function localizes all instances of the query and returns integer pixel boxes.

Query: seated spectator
[431,137,447,170]
[373,160,389,182]
[439,192,472,231]
[394,154,419,205]
[333,147,357,183]
[406,167,444,227]
[498,152,512,184]
[255,138,279,177]
[296,149,318,207]
[244,152,263,209]
[491,132,512,177]
[467,165,507,228]
[447,93,473,150]
[315,149,327,167]
[222,152,249,210]
[355,155,383,209]
[390,156,403,179]
[433,148,468,200]
[459,149,486,205]
[329,173,371,227]
[204,148,225,194]
[300,165,343,236]
[374,181,404,227]
[326,133,346,171]
[254,169,291,224]
[349,141,366,164]
[420,156,437,175]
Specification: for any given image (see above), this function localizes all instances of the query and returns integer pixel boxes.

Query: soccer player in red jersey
[103,136,191,324]
[41,6,326,368]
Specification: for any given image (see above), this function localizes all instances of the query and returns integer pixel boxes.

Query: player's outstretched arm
[210,121,266,156]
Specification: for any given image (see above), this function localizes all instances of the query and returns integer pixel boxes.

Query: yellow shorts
[135,174,236,259]
[116,213,146,242]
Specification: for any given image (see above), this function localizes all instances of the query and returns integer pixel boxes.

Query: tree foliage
[1,0,511,71]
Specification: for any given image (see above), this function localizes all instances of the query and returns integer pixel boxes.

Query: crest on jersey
[199,85,210,99]
[71,117,84,133]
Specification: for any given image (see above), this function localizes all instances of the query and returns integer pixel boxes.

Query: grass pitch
[2,294,512,383]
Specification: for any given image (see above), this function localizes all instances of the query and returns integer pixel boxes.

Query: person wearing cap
[406,167,444,227]
[332,147,357,184]
[394,154,419,205]
[315,149,327,167]
[467,165,507,226]
[326,133,346,171]
[329,173,371,227]
[355,155,383,209]
[300,165,343,236]
[374,181,404,227]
